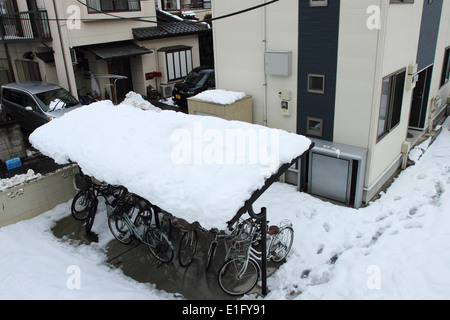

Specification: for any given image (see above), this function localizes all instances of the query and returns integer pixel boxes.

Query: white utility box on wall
[265,51,292,76]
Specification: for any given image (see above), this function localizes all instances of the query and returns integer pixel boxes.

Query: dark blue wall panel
[417,0,443,71]
[297,0,340,141]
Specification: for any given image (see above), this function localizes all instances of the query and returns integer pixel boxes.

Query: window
[161,0,179,10]
[203,0,211,9]
[307,74,325,94]
[15,60,41,82]
[306,117,323,137]
[87,0,140,13]
[164,47,193,82]
[377,69,406,140]
[390,0,414,3]
[440,47,450,87]
[310,0,328,7]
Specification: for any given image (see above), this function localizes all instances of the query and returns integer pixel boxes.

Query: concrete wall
[0,165,78,228]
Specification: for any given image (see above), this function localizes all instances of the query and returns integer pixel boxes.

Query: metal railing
[181,0,211,10]
[0,10,52,42]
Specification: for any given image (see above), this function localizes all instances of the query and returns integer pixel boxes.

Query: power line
[74,0,279,24]
[75,0,158,23]
[0,1,280,25]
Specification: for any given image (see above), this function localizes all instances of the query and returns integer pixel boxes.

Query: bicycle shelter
[29,94,313,296]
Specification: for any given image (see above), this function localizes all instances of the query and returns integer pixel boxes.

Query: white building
[212,0,450,206]
[0,0,211,103]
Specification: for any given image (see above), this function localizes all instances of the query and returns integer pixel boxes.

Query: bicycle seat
[268,225,280,235]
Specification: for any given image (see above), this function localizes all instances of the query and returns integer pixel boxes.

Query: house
[0,0,211,103]
[211,0,450,207]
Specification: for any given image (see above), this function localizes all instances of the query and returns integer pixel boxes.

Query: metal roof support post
[248,205,268,296]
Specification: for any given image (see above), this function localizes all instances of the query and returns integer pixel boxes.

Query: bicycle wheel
[146,227,174,263]
[205,241,217,272]
[71,190,93,220]
[108,213,133,245]
[178,229,198,267]
[270,226,294,262]
[218,258,260,296]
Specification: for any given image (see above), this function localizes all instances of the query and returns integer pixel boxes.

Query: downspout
[52,0,74,95]
[364,0,388,193]
[262,0,267,126]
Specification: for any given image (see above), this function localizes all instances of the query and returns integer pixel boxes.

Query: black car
[172,67,215,109]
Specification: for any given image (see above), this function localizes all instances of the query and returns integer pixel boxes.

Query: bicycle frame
[117,210,173,250]
[229,222,292,280]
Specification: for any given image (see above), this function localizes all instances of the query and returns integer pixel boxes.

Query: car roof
[1,81,63,94]
[192,66,214,74]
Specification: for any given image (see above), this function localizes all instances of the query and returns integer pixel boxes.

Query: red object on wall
[145,72,162,80]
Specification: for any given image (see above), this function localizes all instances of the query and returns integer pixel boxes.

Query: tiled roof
[133,9,210,41]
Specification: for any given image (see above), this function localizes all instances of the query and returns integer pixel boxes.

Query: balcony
[181,1,211,9]
[0,10,52,43]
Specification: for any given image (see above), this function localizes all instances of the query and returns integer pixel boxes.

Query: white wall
[212,0,298,133]
[365,0,423,187]
[428,0,450,122]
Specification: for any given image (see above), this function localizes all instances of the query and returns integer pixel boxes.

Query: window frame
[390,0,415,4]
[309,0,328,7]
[440,47,450,88]
[377,68,406,141]
[306,117,323,137]
[307,74,325,94]
[87,0,141,13]
[162,46,193,82]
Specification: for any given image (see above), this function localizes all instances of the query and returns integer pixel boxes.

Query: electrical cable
[7,1,280,24]
[74,0,279,24]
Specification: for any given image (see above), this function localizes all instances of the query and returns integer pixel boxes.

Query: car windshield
[35,88,79,112]
[183,71,209,87]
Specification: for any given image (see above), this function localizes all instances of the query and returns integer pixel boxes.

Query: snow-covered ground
[1,96,449,299]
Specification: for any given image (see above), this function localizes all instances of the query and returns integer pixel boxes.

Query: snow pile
[29,94,311,230]
[193,89,246,105]
[48,99,66,111]
[123,91,161,112]
[0,204,177,300]
[0,169,42,191]
[260,116,450,300]
[2,117,450,300]
[408,136,432,163]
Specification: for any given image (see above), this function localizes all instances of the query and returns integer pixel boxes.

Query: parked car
[1,81,82,131]
[172,66,215,109]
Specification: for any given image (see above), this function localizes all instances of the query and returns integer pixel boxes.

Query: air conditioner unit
[160,84,175,98]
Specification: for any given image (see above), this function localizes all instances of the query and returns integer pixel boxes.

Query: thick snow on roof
[29,94,311,230]
[192,89,246,105]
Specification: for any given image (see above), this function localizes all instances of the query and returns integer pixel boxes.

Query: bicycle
[108,192,174,263]
[217,219,294,296]
[71,171,126,238]
[177,221,200,268]
[205,218,255,272]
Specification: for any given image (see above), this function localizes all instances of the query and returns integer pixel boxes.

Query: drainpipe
[52,0,74,95]
[262,0,267,126]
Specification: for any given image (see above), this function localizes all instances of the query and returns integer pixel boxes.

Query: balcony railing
[180,0,211,10]
[0,10,52,42]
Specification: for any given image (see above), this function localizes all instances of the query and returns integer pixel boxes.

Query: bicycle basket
[74,173,92,191]
[225,236,251,259]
